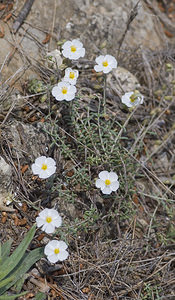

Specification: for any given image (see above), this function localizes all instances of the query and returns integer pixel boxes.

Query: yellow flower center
[46,216,52,223]
[62,87,68,94]
[54,248,60,254]
[105,179,111,186]
[130,94,136,103]
[102,61,108,67]
[71,45,76,52]
[41,164,47,170]
[69,72,75,79]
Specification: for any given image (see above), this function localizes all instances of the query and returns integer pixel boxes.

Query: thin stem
[103,74,107,114]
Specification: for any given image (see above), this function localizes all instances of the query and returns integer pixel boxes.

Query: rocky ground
[0,0,175,299]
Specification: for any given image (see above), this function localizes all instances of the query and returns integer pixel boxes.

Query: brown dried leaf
[0,25,5,38]
[7,3,13,11]
[21,164,29,174]
[164,29,174,38]
[3,13,12,22]
[42,33,51,44]
[0,4,6,10]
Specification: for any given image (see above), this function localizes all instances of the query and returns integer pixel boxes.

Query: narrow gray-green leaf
[13,274,28,293]
[0,247,44,295]
[0,225,36,281]
[0,275,14,289]
[1,239,13,261]
[0,291,27,300]
[0,243,1,265]
[34,292,46,300]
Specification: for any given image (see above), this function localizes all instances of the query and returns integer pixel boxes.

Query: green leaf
[0,243,1,265]
[0,225,36,281]
[0,275,14,289]
[0,247,44,295]
[0,291,27,300]
[1,239,13,261]
[12,274,28,293]
[34,292,46,300]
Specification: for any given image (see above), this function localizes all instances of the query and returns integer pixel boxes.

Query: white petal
[95,55,105,64]
[47,240,60,249]
[58,81,69,88]
[108,172,118,182]
[38,170,51,179]
[58,250,69,261]
[99,171,109,181]
[102,66,113,74]
[62,49,70,58]
[47,253,59,263]
[36,217,45,227]
[49,209,59,218]
[69,52,80,60]
[44,241,59,256]
[34,156,46,166]
[72,39,83,48]
[105,55,117,68]
[52,86,60,97]
[110,181,119,191]
[44,244,52,255]
[39,208,49,218]
[42,223,55,234]
[65,67,72,75]
[46,166,56,176]
[45,157,56,166]
[94,65,103,72]
[65,93,75,101]
[55,93,65,101]
[31,164,41,175]
[57,241,68,250]
[68,85,76,93]
[95,179,105,189]
[101,186,112,195]
[52,218,62,228]
[62,41,72,50]
[79,48,85,57]
[52,216,62,227]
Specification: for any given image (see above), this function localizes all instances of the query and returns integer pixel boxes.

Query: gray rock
[107,66,141,96]
[0,156,12,193]
[0,0,166,83]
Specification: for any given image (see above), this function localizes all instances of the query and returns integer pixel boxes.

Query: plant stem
[103,74,107,115]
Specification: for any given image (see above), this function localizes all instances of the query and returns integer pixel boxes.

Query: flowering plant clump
[32,156,56,179]
[52,81,77,101]
[62,39,85,60]
[36,208,62,234]
[121,90,144,108]
[63,67,79,85]
[95,171,119,195]
[44,240,69,263]
[94,54,117,74]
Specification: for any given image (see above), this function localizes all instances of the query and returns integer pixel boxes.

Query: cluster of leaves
[0,226,43,299]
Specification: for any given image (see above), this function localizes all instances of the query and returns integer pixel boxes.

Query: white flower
[95,171,119,195]
[46,49,63,67]
[63,68,79,85]
[32,156,56,179]
[36,208,62,234]
[62,39,85,60]
[121,91,144,108]
[52,81,76,101]
[44,240,69,263]
[94,55,117,74]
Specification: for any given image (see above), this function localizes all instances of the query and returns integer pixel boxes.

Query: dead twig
[117,0,141,56]
[12,0,35,33]
[144,0,175,34]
